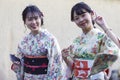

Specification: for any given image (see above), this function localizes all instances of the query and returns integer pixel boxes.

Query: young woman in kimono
[62,2,119,80]
[11,5,67,80]
[95,14,120,49]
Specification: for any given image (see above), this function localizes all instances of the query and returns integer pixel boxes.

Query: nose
[32,19,36,24]
[78,17,84,22]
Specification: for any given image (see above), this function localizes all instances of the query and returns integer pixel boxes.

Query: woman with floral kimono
[62,2,119,80]
[11,5,67,80]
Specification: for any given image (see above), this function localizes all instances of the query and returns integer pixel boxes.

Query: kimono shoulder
[73,36,81,44]
[19,29,56,44]
[41,29,56,40]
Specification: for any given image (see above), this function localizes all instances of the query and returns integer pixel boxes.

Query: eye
[74,17,79,21]
[34,16,39,20]
[81,13,86,17]
[27,17,33,21]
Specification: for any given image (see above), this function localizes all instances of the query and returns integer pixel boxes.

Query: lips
[30,26,37,29]
[79,21,87,26]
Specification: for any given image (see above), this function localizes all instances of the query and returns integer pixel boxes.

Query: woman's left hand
[94,14,108,30]
[11,61,21,73]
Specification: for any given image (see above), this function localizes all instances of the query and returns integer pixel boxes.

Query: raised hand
[93,12,109,30]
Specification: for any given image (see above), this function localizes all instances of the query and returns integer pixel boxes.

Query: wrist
[98,23,107,29]
[104,28,112,33]
[101,25,109,30]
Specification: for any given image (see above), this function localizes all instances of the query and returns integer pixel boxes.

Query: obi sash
[23,55,49,75]
[73,58,94,79]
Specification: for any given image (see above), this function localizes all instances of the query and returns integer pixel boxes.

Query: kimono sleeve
[47,37,64,79]
[100,35,119,55]
[16,41,24,59]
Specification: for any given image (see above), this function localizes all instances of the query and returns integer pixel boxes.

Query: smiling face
[22,5,44,35]
[25,12,41,35]
[71,2,94,34]
[73,10,93,30]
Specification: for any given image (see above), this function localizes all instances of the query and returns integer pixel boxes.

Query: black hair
[22,5,44,25]
[71,2,95,25]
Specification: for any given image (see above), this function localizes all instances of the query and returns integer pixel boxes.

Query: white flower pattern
[17,29,67,80]
[69,28,119,80]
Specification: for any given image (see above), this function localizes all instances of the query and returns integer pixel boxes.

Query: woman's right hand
[62,45,75,67]
[61,45,74,58]
[62,45,74,70]
[61,48,70,58]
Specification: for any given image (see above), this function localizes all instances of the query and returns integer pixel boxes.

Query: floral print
[71,28,119,57]
[17,29,66,80]
[69,28,119,80]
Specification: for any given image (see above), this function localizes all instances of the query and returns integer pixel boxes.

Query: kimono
[68,28,119,80]
[16,29,67,80]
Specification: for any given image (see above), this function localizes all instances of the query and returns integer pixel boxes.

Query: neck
[82,25,93,34]
[31,30,40,36]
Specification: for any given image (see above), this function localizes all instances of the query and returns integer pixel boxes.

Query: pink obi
[73,59,94,79]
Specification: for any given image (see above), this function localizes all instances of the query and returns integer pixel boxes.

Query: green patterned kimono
[68,28,119,80]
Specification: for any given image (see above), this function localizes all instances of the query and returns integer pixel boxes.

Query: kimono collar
[29,28,47,38]
[81,28,97,38]
[30,32,41,38]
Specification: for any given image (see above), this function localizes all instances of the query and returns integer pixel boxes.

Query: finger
[94,11,98,18]
[97,16,102,19]
[95,16,102,22]
[13,61,20,64]
[92,10,98,20]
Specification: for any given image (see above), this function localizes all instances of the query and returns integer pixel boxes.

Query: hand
[61,48,70,58]
[94,14,108,30]
[61,45,73,58]
[11,62,21,73]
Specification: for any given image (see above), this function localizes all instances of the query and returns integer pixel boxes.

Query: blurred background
[0,0,120,80]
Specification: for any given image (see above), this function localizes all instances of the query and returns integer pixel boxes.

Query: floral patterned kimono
[68,28,119,80]
[16,29,67,80]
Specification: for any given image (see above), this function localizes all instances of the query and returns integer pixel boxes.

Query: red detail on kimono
[73,59,94,79]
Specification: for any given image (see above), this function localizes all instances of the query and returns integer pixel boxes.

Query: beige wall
[0,0,120,80]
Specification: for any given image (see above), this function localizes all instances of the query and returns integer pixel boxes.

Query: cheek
[37,19,41,25]
[25,20,31,26]
[75,22,80,27]
[87,15,92,22]
[76,22,80,26]
[74,20,79,25]
[25,22,31,29]
[24,20,28,25]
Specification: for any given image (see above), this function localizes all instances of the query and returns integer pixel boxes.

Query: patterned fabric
[68,28,119,80]
[90,53,118,76]
[17,29,67,80]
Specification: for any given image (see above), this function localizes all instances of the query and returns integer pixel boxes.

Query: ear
[90,10,94,16]
[90,10,97,21]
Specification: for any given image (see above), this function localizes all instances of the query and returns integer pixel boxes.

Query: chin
[31,29,39,32]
